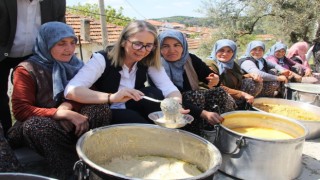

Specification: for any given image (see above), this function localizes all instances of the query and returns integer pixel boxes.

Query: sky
[66,0,205,19]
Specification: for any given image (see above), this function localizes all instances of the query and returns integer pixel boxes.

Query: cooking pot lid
[285,83,320,94]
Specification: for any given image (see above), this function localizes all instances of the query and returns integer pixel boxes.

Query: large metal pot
[215,111,307,180]
[284,83,320,106]
[253,97,320,140]
[0,173,54,180]
[75,124,222,180]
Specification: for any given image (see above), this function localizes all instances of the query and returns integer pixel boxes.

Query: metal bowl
[252,97,320,139]
[148,111,194,128]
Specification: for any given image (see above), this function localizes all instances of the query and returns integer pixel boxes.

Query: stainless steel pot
[253,97,320,139]
[0,173,54,180]
[215,111,307,180]
[284,83,320,106]
[75,124,222,180]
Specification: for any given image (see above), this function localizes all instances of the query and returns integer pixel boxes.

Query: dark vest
[94,51,149,93]
[210,61,243,89]
[17,60,60,108]
[238,57,269,73]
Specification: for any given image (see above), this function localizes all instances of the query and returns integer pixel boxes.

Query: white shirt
[9,0,41,57]
[65,53,179,109]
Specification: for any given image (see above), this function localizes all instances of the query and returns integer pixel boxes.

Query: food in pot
[231,127,294,139]
[160,98,183,123]
[254,103,318,121]
[102,155,203,179]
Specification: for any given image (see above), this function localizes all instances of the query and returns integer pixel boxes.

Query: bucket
[215,111,307,180]
[75,124,222,180]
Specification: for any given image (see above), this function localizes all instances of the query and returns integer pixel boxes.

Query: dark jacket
[0,0,66,61]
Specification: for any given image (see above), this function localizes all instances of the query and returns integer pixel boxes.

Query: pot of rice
[253,97,320,139]
[74,124,222,180]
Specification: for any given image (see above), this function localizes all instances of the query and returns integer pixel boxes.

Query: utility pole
[99,0,108,49]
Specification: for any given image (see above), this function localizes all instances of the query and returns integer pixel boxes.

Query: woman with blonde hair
[65,20,186,124]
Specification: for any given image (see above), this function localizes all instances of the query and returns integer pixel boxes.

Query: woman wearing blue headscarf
[205,39,262,109]
[159,29,236,136]
[239,40,290,97]
[265,42,304,81]
[8,22,111,179]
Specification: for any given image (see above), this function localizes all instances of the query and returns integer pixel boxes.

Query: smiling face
[50,37,76,63]
[123,30,155,66]
[216,46,234,62]
[274,49,286,59]
[250,46,264,59]
[160,37,183,62]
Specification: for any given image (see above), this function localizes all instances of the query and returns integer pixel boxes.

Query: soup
[231,127,294,139]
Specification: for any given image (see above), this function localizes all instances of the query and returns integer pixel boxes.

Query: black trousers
[111,86,164,124]
[0,55,31,136]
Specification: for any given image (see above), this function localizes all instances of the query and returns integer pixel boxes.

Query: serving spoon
[141,96,162,103]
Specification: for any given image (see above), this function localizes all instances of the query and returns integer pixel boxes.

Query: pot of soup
[214,111,307,180]
[253,97,320,139]
[284,83,320,107]
[74,124,222,180]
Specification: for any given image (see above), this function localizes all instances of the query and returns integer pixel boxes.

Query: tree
[67,3,132,26]
[196,0,320,57]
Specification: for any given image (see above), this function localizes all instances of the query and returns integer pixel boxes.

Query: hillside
[152,16,212,27]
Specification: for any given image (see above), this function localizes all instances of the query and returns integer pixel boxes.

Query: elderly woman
[158,29,236,136]
[287,41,312,76]
[65,20,187,124]
[205,39,263,109]
[8,22,111,179]
[265,42,305,81]
[239,40,290,97]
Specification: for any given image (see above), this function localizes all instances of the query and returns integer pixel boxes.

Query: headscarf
[158,29,189,89]
[244,40,265,70]
[28,22,84,101]
[287,41,309,61]
[265,42,287,65]
[209,39,237,75]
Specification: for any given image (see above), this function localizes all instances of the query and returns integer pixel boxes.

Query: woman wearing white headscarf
[238,40,290,97]
[8,22,111,179]
[205,39,262,109]
[159,29,236,136]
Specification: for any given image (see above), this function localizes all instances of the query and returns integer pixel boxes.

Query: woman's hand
[110,87,144,103]
[53,109,89,137]
[249,73,263,82]
[280,70,291,77]
[206,73,220,88]
[242,92,254,104]
[277,75,288,83]
[200,110,224,125]
[304,68,312,76]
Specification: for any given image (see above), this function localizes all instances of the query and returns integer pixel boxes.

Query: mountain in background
[152,16,212,27]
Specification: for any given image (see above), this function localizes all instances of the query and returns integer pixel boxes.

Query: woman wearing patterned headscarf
[238,40,290,97]
[159,29,236,136]
[8,22,111,179]
[205,39,262,109]
[265,42,304,81]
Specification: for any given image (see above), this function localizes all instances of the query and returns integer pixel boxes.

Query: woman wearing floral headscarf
[158,29,236,136]
[8,22,111,179]
[265,42,305,81]
[205,39,262,109]
[239,40,290,97]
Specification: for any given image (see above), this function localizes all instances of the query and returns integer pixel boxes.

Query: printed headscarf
[209,39,237,75]
[244,40,265,70]
[28,22,84,101]
[158,29,189,89]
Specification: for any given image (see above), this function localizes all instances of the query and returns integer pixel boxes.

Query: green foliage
[152,16,210,27]
[67,3,132,26]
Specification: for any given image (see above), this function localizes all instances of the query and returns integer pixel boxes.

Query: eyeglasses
[126,39,155,52]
